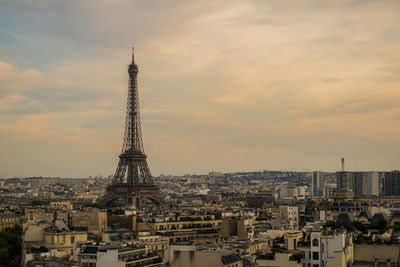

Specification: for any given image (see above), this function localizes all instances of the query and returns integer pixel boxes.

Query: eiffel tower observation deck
[102,48,162,207]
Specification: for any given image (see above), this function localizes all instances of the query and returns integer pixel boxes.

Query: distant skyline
[1,0,400,178]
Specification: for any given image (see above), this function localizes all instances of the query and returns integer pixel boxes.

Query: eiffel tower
[102,48,162,207]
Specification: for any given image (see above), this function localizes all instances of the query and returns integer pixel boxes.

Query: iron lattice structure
[103,48,162,207]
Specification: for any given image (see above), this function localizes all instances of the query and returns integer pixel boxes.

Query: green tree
[377,218,387,230]
[391,223,400,232]
[0,224,22,267]
[354,233,365,244]
[0,247,10,267]
[324,220,338,229]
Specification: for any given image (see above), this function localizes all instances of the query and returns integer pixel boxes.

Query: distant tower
[102,48,162,207]
[341,157,345,172]
[312,171,325,198]
[337,157,352,192]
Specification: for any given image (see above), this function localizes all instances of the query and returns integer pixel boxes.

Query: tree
[391,223,400,232]
[0,224,22,267]
[324,220,338,229]
[352,221,368,233]
[354,233,365,244]
[257,253,274,260]
[0,247,10,267]
[346,225,356,233]
[377,218,387,230]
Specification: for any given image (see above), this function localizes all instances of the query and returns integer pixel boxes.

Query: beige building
[49,201,73,210]
[256,252,302,267]
[136,231,169,259]
[69,209,107,235]
[353,244,400,265]
[108,214,137,232]
[220,218,249,238]
[137,219,221,244]
[222,239,270,255]
[278,206,298,227]
[138,219,221,232]
[23,210,88,256]
[0,212,19,230]
[24,220,52,247]
[284,231,303,251]
[43,221,87,255]
[25,209,69,224]
[169,245,243,267]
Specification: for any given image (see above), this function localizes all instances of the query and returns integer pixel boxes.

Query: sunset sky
[1,0,400,177]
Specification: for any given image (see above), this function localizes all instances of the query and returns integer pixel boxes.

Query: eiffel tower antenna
[102,48,162,207]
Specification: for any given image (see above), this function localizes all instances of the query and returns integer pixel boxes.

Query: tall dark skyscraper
[383,171,400,196]
[102,48,162,207]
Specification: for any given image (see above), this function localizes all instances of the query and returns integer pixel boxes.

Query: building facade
[78,243,162,267]
[312,171,325,198]
[336,171,379,196]
[278,206,299,227]
[0,212,19,230]
[310,229,353,267]
[383,171,400,196]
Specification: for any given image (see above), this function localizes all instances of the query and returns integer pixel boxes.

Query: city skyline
[1,1,400,177]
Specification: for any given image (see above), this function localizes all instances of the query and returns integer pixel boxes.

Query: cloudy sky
[1,0,400,178]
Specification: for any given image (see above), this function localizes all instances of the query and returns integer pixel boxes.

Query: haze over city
[1,0,400,177]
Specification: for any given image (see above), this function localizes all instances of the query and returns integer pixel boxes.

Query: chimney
[67,212,72,228]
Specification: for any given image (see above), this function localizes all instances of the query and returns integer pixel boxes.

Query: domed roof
[391,211,400,220]
[371,213,388,228]
[358,211,371,220]
[337,212,355,227]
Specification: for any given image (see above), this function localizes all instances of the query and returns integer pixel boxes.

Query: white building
[279,206,299,227]
[296,186,306,200]
[78,243,162,267]
[309,229,353,267]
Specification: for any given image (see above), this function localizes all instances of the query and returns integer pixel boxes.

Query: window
[313,265,319,267]
[312,239,319,246]
[71,236,75,243]
[312,252,319,260]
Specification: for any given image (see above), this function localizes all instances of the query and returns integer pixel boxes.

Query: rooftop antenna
[131,47,135,63]
[341,157,345,172]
